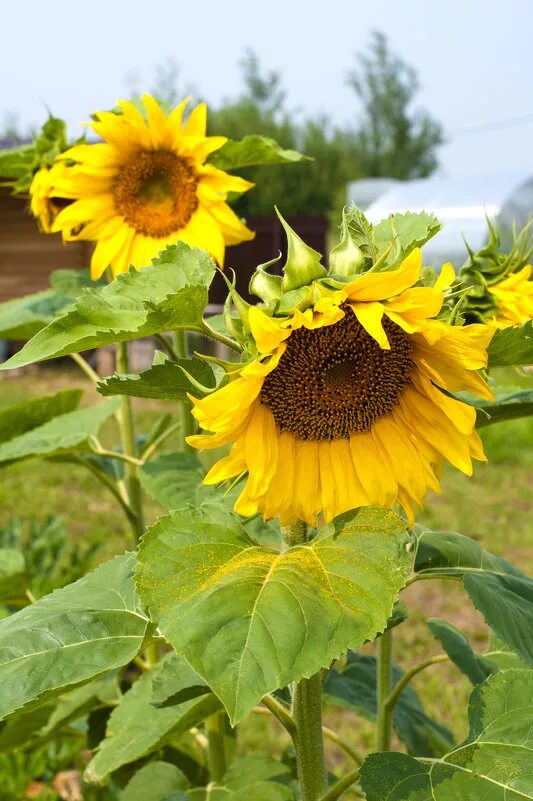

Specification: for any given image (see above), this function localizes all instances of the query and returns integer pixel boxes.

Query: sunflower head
[459,217,533,328]
[188,207,495,528]
[43,94,255,279]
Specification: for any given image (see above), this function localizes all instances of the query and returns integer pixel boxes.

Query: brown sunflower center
[113,149,199,237]
[260,307,414,440]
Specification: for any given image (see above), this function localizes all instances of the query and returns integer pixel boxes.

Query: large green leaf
[360,669,533,800]
[0,554,148,720]
[426,619,493,685]
[373,211,442,266]
[86,650,219,782]
[136,504,409,723]
[0,399,119,467]
[121,762,189,801]
[209,135,310,170]
[414,529,533,667]
[98,358,216,401]
[324,653,453,757]
[0,389,82,445]
[0,243,216,370]
[187,754,293,801]
[472,389,533,427]
[487,321,533,367]
[140,453,205,509]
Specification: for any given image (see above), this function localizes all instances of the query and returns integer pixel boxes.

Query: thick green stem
[172,330,195,452]
[292,673,328,801]
[281,521,327,801]
[376,628,394,751]
[116,341,145,544]
[206,711,228,783]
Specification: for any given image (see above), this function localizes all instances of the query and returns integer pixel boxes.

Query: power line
[451,113,533,137]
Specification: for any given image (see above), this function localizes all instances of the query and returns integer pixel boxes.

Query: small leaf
[0,399,120,467]
[426,618,493,685]
[86,651,219,782]
[209,135,310,170]
[473,389,533,427]
[136,504,409,723]
[374,211,442,267]
[98,358,216,401]
[0,389,82,445]
[487,320,533,368]
[121,762,189,801]
[140,453,205,510]
[360,669,533,801]
[1,243,215,370]
[0,289,72,340]
[324,653,453,757]
[0,554,148,720]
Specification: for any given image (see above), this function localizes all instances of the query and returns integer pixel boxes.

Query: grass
[0,362,532,786]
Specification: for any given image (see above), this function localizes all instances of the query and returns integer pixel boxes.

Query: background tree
[347,31,444,179]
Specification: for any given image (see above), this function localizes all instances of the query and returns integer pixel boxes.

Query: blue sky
[2,0,532,178]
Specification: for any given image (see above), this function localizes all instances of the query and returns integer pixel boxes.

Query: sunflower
[488,266,533,328]
[188,239,494,527]
[41,95,254,278]
[29,162,72,233]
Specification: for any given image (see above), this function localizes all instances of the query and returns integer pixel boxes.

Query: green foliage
[140,453,205,509]
[472,389,533,428]
[414,529,533,667]
[0,243,216,371]
[373,211,442,267]
[0,515,100,602]
[210,134,310,171]
[136,504,409,723]
[186,754,293,800]
[0,389,82,444]
[0,116,69,193]
[121,761,189,801]
[324,653,453,757]
[85,651,219,782]
[0,554,148,719]
[98,358,217,401]
[426,619,493,685]
[360,669,533,800]
[0,399,120,467]
[487,321,533,367]
[0,269,101,340]
[346,31,444,179]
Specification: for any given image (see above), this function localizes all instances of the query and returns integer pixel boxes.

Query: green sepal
[218,269,252,339]
[275,284,315,315]
[249,255,283,305]
[329,205,376,277]
[276,208,327,291]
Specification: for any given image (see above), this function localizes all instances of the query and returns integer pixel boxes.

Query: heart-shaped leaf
[136,504,409,723]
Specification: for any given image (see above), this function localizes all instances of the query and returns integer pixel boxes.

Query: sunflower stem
[172,330,195,452]
[116,341,145,544]
[376,628,394,751]
[292,672,328,801]
[206,710,228,783]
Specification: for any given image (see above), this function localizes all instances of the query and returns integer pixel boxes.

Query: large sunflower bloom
[43,95,254,278]
[488,266,533,328]
[188,250,494,526]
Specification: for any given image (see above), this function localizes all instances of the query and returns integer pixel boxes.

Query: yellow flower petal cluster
[31,95,254,279]
[29,162,73,233]
[188,249,494,526]
[488,266,533,328]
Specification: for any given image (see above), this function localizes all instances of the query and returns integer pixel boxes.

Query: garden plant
[0,94,532,801]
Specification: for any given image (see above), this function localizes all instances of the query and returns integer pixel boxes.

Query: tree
[347,31,444,179]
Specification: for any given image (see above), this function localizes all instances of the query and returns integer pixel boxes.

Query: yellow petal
[249,307,291,355]
[182,102,208,136]
[350,431,397,508]
[435,262,455,290]
[345,248,422,302]
[350,302,390,348]
[90,224,133,279]
[204,439,246,484]
[293,439,321,526]
[244,405,278,498]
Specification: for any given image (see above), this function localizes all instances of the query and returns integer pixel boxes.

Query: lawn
[1,362,532,779]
